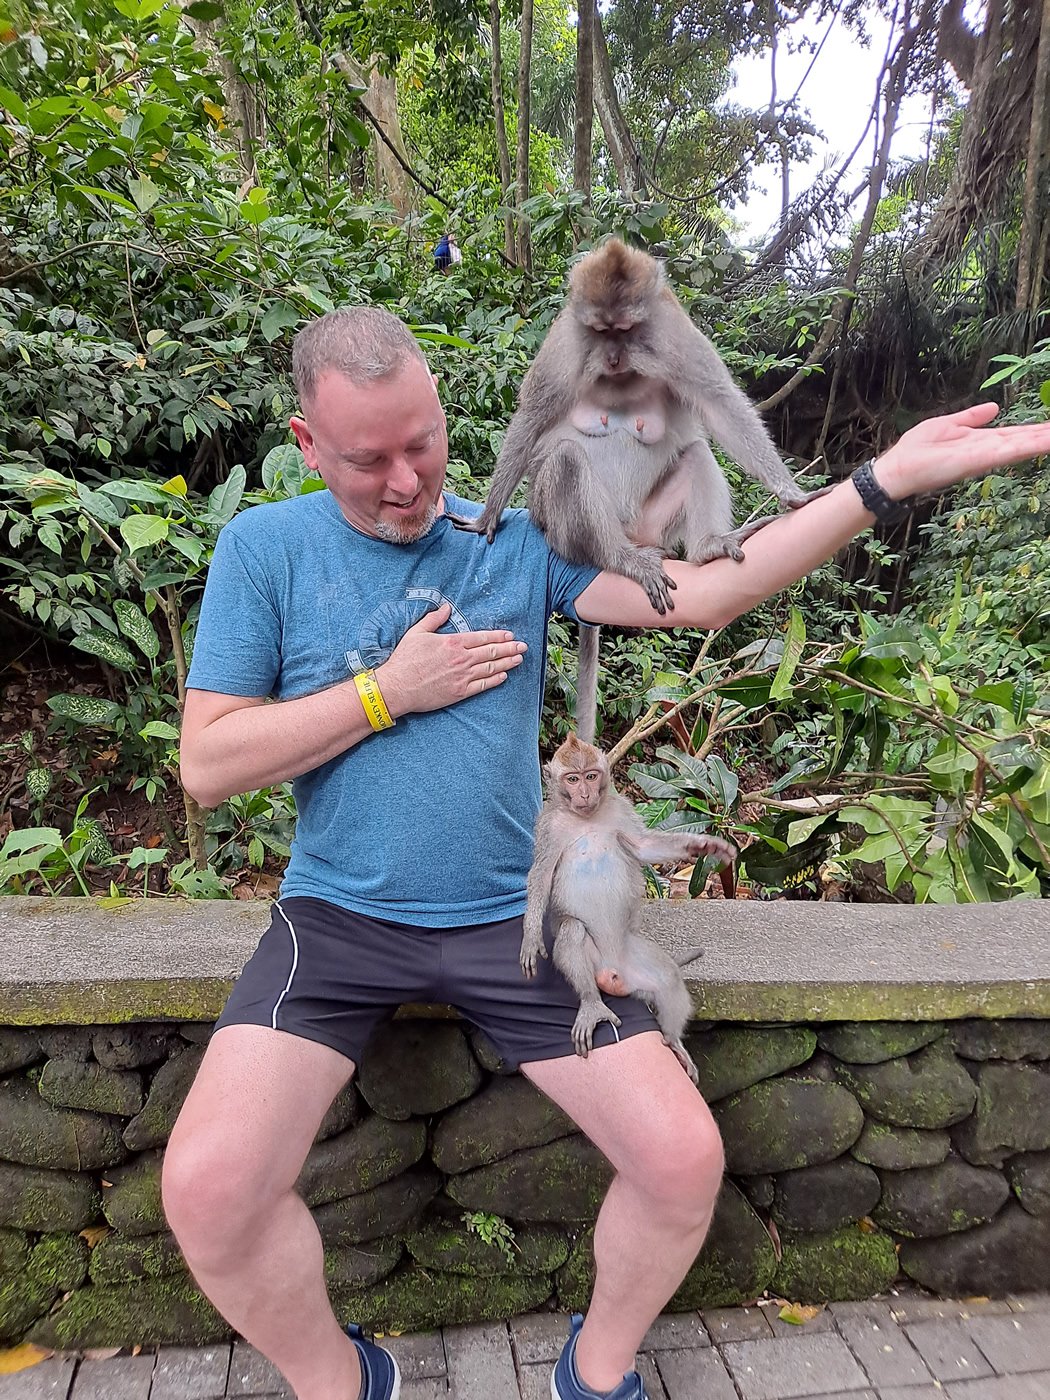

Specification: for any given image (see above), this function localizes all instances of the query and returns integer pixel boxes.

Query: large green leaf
[46,694,123,727]
[114,600,161,659]
[120,515,170,553]
[70,629,140,670]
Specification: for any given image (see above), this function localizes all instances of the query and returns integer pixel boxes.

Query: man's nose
[387,457,419,497]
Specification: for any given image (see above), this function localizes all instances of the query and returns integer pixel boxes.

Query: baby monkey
[522,732,735,1081]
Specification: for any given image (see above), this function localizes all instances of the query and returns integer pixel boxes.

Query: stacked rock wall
[1,1015,1049,1347]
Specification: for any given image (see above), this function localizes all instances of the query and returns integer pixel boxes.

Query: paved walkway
[2,1294,1049,1400]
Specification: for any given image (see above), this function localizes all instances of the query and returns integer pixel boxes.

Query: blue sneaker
[345,1323,401,1399]
[551,1313,648,1399]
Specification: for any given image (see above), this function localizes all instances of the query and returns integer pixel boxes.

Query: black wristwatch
[851,459,916,524]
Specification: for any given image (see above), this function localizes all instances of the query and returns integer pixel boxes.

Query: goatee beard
[373,502,439,544]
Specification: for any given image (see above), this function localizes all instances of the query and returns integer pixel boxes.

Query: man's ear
[289,415,316,468]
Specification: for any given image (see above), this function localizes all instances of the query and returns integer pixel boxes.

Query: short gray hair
[292,306,428,405]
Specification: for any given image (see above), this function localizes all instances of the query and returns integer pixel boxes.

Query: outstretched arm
[577,403,1050,631]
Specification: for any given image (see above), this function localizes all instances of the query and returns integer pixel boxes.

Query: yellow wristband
[353,669,395,732]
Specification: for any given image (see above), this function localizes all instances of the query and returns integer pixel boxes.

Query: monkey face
[556,766,607,816]
[290,359,448,542]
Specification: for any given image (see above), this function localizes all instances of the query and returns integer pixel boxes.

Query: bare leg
[162,1025,360,1400]
[523,1031,724,1394]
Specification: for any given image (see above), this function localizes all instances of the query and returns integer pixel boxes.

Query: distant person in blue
[433,231,452,273]
[167,304,1050,1400]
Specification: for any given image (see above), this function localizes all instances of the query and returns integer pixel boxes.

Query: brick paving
[1,1293,1048,1399]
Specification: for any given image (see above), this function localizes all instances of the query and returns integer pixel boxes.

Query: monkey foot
[594,966,631,997]
[666,1037,700,1085]
[571,1002,621,1057]
[782,482,834,509]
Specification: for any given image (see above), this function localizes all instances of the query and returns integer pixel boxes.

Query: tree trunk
[368,63,415,216]
[180,5,258,178]
[573,0,595,212]
[1015,0,1050,344]
[516,0,534,270]
[909,0,1041,280]
[489,0,516,262]
[593,10,644,195]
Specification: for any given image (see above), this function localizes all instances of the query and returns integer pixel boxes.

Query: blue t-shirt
[186,489,599,927]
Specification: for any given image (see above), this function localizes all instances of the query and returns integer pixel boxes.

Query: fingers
[410,601,453,632]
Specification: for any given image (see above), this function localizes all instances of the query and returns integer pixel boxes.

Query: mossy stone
[92,1026,177,1070]
[27,1276,230,1348]
[873,1159,1009,1238]
[714,1078,864,1174]
[38,1058,144,1117]
[685,1027,817,1103]
[899,1202,1050,1295]
[101,1150,165,1236]
[951,1062,1050,1166]
[297,1115,426,1208]
[38,1028,95,1062]
[0,1160,101,1232]
[1006,1151,1050,1217]
[446,1135,613,1223]
[0,1272,55,1343]
[833,1042,976,1129]
[738,1175,775,1211]
[330,1262,552,1333]
[850,1120,950,1170]
[313,1168,441,1249]
[89,1230,187,1286]
[324,1237,403,1289]
[315,1080,362,1143]
[816,1022,943,1064]
[0,1028,40,1074]
[27,1232,89,1291]
[0,1075,127,1170]
[0,1228,30,1274]
[405,1219,569,1276]
[431,1077,575,1175]
[772,1159,881,1233]
[357,1022,481,1120]
[772,1224,900,1302]
[947,1020,1050,1062]
[123,1046,205,1151]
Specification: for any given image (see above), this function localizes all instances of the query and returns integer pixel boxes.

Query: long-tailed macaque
[522,733,735,1081]
[452,238,828,741]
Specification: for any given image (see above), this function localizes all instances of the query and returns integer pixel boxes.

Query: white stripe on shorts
[270,900,300,1030]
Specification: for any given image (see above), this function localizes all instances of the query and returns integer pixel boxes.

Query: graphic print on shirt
[344,586,471,675]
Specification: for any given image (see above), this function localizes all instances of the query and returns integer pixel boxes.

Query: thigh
[440,916,659,1069]
[167,1022,355,1195]
[521,1031,719,1181]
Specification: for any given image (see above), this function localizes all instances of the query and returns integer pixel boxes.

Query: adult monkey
[170,301,1050,1400]
[453,238,829,740]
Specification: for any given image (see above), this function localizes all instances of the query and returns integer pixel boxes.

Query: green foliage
[460,1210,517,1263]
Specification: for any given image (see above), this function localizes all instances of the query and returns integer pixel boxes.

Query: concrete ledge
[2,896,1049,1025]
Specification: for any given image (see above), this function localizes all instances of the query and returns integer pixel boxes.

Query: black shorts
[215,896,660,1069]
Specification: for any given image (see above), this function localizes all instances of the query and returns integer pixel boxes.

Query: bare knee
[162,1127,277,1265]
[629,1105,724,1218]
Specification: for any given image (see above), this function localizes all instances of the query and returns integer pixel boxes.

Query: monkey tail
[575,623,600,745]
[676,945,705,967]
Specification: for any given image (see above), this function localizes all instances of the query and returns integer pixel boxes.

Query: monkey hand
[781,483,834,509]
[666,1037,700,1085]
[684,832,736,868]
[520,926,549,978]
[448,507,503,544]
[571,999,621,1058]
[376,602,528,714]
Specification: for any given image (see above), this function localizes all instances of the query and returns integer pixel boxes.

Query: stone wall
[2,1012,1050,1348]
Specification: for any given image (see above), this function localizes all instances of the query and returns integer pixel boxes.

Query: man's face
[289,359,448,542]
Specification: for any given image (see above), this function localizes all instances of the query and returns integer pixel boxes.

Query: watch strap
[851,459,915,524]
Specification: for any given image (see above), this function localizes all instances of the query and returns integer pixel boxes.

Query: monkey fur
[453,239,829,740]
[522,732,735,1081]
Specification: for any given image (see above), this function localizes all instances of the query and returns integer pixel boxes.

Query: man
[168,306,1050,1400]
